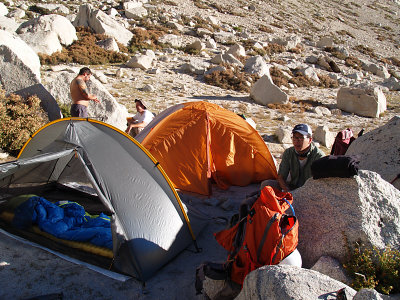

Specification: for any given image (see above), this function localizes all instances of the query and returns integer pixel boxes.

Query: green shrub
[58,101,71,118]
[344,242,400,295]
[0,88,48,156]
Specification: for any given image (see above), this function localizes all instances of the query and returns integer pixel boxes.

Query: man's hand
[277,174,289,193]
[90,94,100,103]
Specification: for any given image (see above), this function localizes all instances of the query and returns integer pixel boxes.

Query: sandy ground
[0,184,258,300]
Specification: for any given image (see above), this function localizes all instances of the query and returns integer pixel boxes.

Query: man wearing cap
[125,99,154,137]
[276,124,325,191]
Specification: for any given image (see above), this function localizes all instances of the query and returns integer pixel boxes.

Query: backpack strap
[256,212,279,265]
[271,236,285,264]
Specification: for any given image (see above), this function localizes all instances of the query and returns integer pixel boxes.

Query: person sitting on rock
[262,123,325,192]
[125,99,154,137]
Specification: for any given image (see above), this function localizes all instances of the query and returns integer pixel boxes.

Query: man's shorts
[70,104,88,118]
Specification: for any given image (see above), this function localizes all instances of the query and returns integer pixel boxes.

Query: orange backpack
[214,186,298,286]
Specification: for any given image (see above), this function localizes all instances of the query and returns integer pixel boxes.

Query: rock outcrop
[0,30,41,94]
[292,170,400,268]
[337,86,387,118]
[73,4,133,46]
[346,116,400,190]
[250,74,289,105]
[17,14,77,46]
[236,265,356,300]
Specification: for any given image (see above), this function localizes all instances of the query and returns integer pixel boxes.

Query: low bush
[128,27,160,53]
[270,66,290,88]
[0,88,48,156]
[289,44,304,54]
[204,66,259,92]
[345,56,363,70]
[58,101,71,118]
[289,73,319,87]
[258,24,274,33]
[354,44,377,59]
[344,242,400,295]
[264,43,286,56]
[318,74,339,88]
[324,47,347,60]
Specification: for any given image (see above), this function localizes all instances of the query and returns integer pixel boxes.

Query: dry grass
[267,97,324,115]
[163,0,178,5]
[267,102,293,113]
[180,15,220,32]
[270,66,337,89]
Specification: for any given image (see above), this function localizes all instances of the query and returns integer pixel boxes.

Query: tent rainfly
[0,118,202,281]
[136,101,278,195]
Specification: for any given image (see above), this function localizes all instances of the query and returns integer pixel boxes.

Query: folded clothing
[311,155,360,179]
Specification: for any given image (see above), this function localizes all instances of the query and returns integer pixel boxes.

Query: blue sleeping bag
[12,196,112,249]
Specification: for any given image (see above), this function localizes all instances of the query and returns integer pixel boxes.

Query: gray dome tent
[0,118,202,281]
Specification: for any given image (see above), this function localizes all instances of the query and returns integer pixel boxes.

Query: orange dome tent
[136,101,277,195]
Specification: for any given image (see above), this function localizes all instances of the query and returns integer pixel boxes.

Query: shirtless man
[70,67,99,117]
